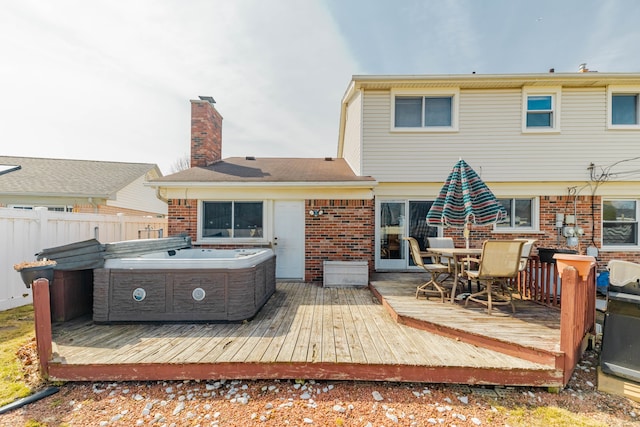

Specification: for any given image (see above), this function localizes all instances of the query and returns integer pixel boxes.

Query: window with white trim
[391,89,459,131]
[495,198,538,231]
[603,200,638,246]
[201,201,263,239]
[608,86,640,128]
[522,87,561,132]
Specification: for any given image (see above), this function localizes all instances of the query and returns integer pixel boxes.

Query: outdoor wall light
[308,209,324,217]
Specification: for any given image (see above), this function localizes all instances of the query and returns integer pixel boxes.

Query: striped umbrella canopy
[426,159,507,247]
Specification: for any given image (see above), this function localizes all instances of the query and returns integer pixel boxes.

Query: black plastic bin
[537,247,578,264]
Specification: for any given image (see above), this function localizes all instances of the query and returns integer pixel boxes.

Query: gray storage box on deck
[323,261,368,287]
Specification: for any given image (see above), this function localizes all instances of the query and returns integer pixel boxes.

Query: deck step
[370,276,563,368]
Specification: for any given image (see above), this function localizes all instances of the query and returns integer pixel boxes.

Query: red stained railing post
[32,278,52,378]
[555,254,597,386]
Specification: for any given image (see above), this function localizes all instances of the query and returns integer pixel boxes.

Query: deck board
[336,287,367,364]
[274,282,312,362]
[289,283,316,362]
[50,281,562,386]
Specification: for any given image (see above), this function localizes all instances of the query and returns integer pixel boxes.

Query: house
[151,98,376,282]
[152,70,640,282]
[0,156,167,217]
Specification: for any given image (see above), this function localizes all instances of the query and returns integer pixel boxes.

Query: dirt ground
[1,338,639,427]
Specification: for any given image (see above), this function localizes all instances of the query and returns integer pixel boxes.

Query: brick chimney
[190,96,222,168]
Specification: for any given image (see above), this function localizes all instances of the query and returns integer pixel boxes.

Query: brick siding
[443,195,637,270]
[168,194,638,279]
[305,199,375,283]
[190,100,222,168]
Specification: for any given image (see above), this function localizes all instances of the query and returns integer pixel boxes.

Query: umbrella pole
[463,223,470,249]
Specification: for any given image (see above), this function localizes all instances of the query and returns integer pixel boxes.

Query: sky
[2,0,640,175]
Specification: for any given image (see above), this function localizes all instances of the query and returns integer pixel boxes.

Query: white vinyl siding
[359,87,638,183]
[107,175,168,215]
[342,90,363,175]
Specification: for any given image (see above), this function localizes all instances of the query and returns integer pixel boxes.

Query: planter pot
[18,265,55,288]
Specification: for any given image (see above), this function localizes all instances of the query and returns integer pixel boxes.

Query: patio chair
[404,237,451,302]
[510,238,538,297]
[426,237,455,272]
[515,238,538,272]
[464,240,525,314]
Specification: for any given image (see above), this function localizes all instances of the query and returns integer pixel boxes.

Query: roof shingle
[0,156,160,197]
[152,157,374,183]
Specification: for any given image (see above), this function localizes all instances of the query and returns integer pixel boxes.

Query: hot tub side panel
[93,256,276,323]
[93,268,110,323]
[226,256,276,322]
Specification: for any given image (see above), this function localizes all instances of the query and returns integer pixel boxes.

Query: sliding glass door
[376,200,438,269]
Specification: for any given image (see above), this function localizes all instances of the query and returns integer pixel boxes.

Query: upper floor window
[612,94,638,124]
[522,87,561,133]
[495,198,538,231]
[201,201,263,239]
[603,200,638,246]
[608,86,640,128]
[391,89,459,132]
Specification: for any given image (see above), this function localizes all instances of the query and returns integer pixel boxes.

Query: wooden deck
[370,273,562,367]
[47,280,563,387]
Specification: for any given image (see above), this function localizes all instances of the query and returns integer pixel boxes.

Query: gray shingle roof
[0,156,161,197]
[151,157,374,183]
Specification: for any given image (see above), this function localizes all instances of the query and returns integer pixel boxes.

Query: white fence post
[118,213,125,241]
[35,207,48,251]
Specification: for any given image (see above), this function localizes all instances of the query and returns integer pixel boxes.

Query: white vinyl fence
[0,207,167,311]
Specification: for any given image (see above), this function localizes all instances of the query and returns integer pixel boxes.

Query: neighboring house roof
[0,156,162,198]
[151,157,376,185]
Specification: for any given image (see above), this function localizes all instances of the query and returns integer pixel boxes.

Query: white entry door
[274,201,305,279]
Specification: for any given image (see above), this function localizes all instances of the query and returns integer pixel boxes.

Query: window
[522,87,560,132]
[612,94,638,124]
[201,201,263,239]
[392,89,458,131]
[603,200,638,246]
[608,86,640,128]
[495,198,537,230]
[526,96,553,127]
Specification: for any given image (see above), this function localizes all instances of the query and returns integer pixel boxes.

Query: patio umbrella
[426,159,507,248]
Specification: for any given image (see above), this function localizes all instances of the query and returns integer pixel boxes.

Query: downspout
[155,187,168,203]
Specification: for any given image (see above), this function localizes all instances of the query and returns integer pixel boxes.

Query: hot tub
[93,248,276,323]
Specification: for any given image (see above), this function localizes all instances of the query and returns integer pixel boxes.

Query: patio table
[428,247,482,303]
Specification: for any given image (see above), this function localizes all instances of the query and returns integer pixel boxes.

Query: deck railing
[515,256,562,308]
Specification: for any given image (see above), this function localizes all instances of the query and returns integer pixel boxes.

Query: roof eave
[0,191,111,199]
[146,180,377,189]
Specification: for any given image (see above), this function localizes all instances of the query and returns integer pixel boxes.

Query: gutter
[145,180,378,189]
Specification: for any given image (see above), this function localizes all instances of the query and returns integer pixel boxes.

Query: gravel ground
[1,339,639,426]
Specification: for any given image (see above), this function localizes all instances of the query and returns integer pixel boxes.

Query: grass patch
[0,304,37,407]
[501,405,609,427]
